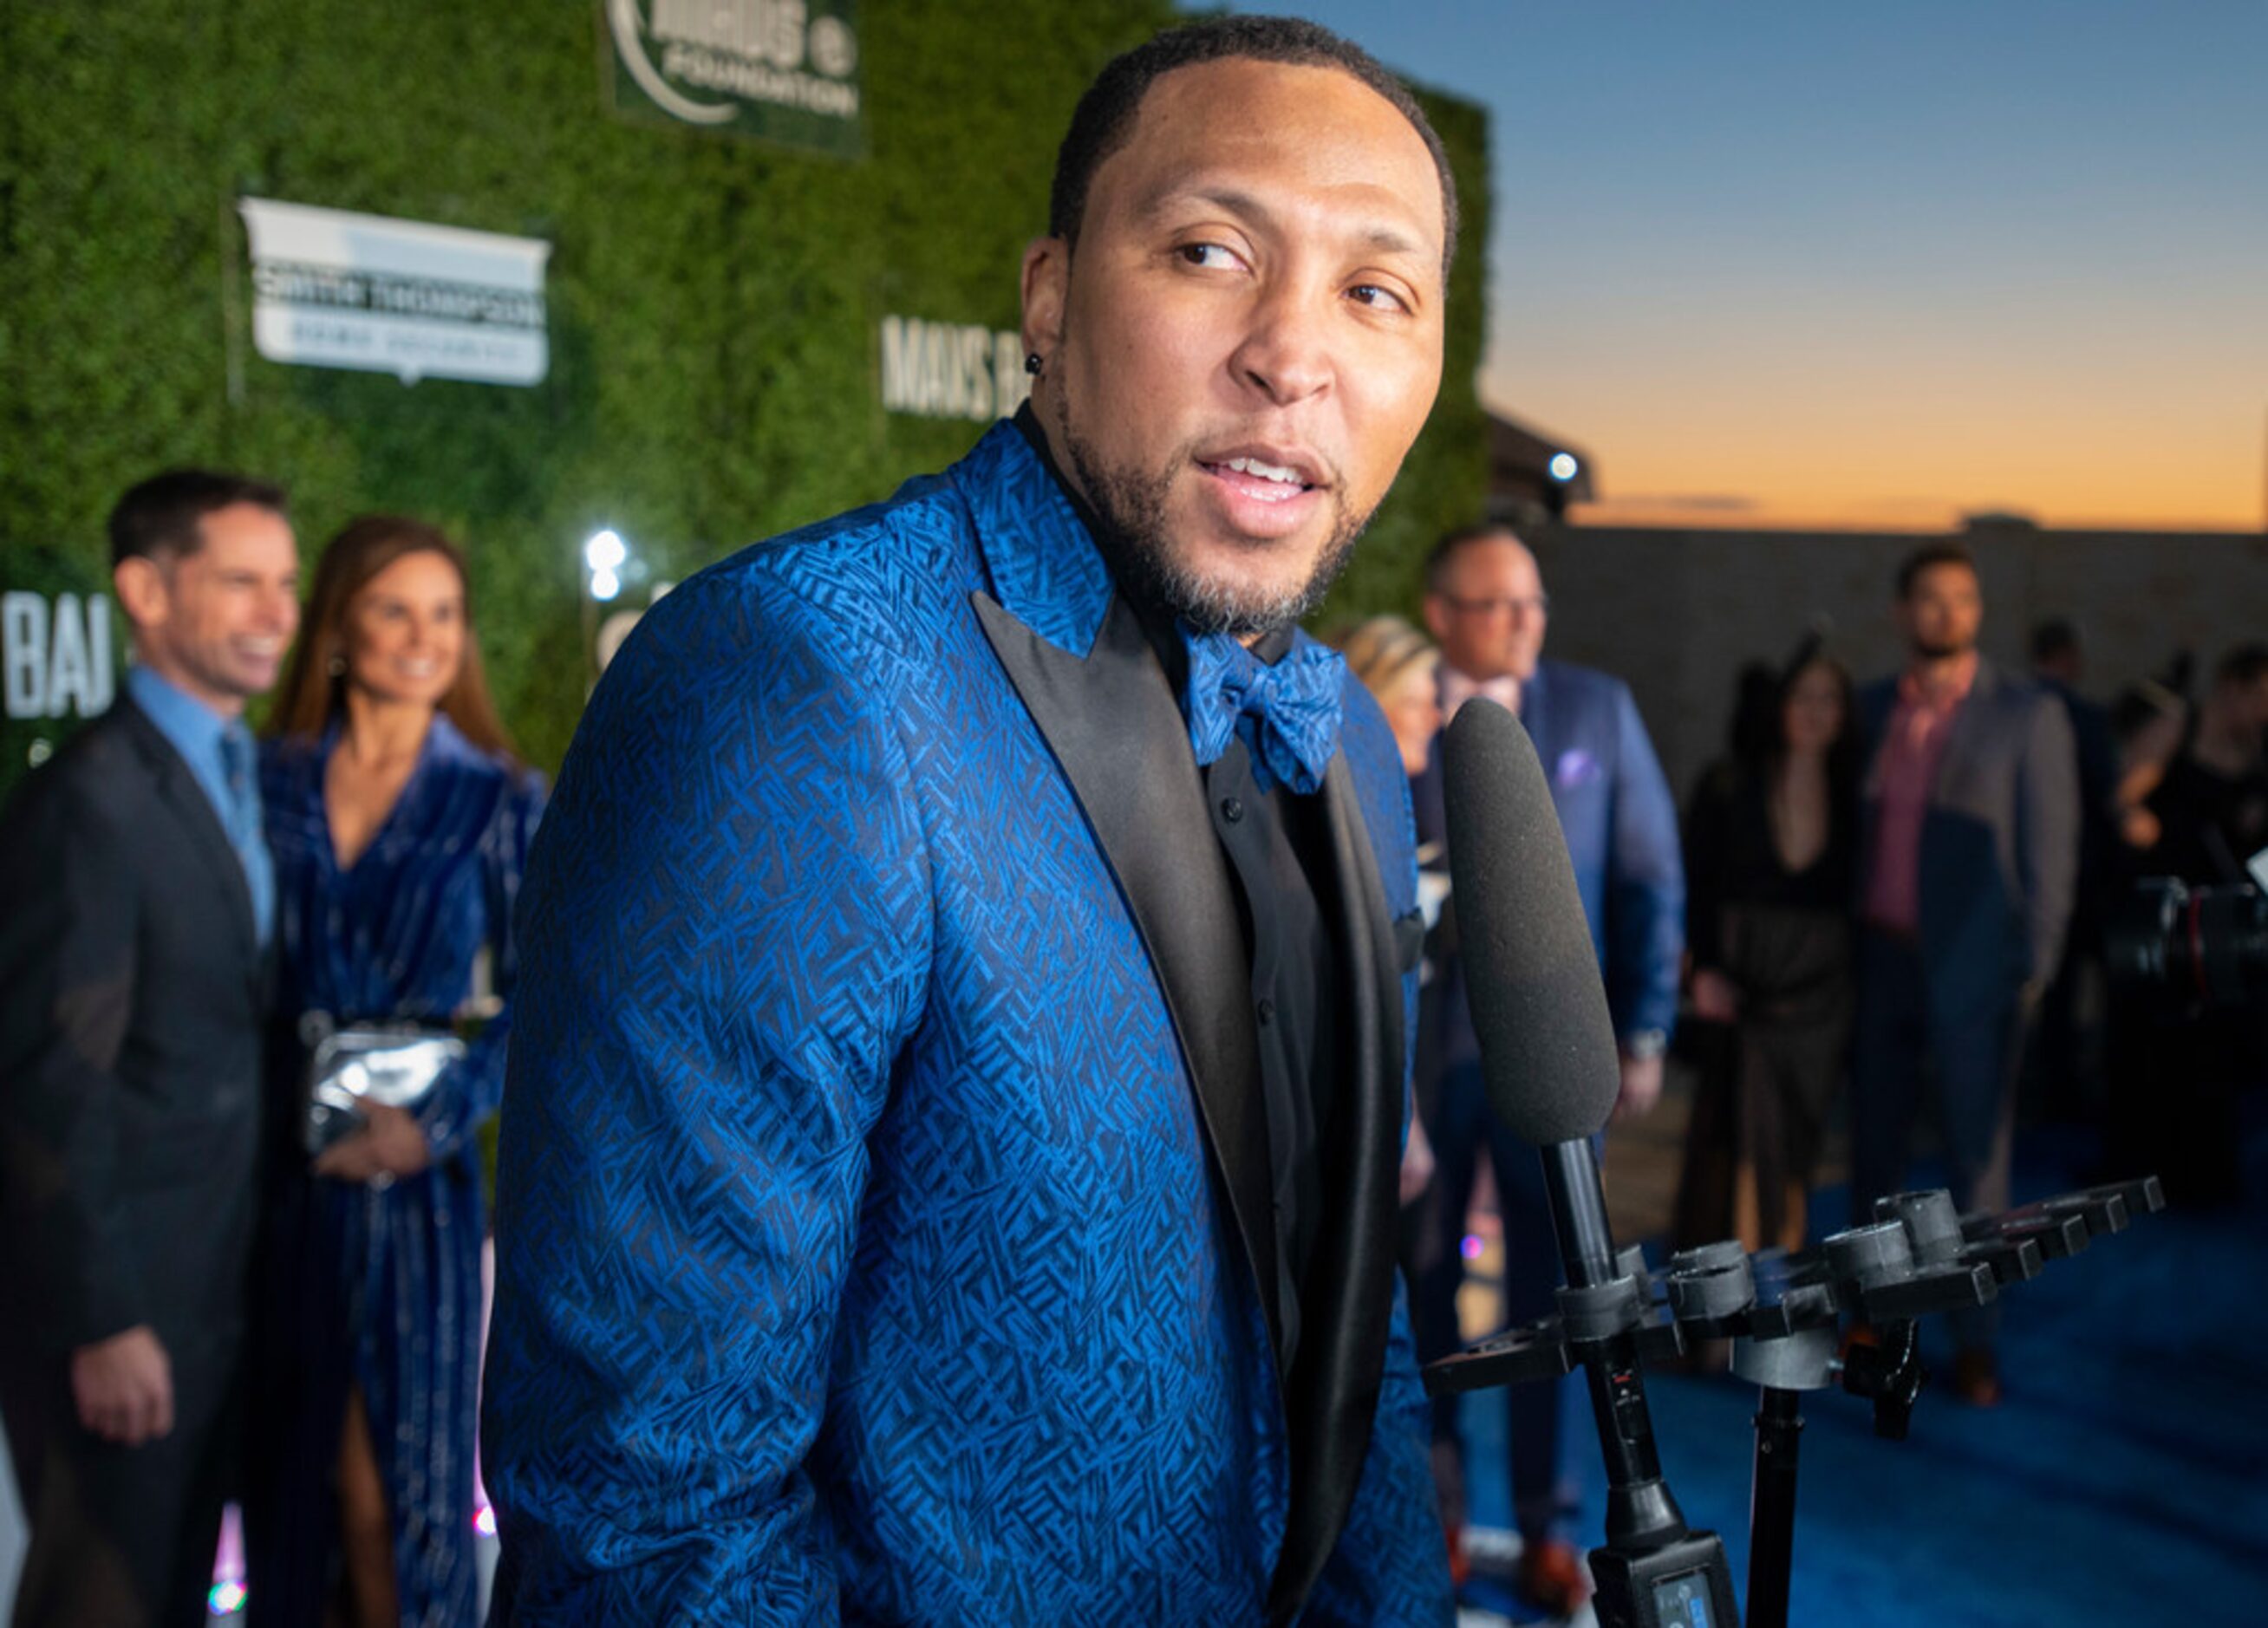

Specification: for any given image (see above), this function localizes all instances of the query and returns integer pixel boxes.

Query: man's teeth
[1222,455,1302,486]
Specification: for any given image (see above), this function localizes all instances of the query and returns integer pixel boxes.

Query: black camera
[2105,877,2268,1007]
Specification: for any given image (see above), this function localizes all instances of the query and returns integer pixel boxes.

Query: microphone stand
[1426,1175,2162,1628]
[1536,1143,1741,1628]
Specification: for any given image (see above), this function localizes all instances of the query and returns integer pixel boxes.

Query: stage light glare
[584,529,627,572]
[209,1579,249,1614]
[475,1501,498,1537]
[1548,453,1579,483]
[591,566,622,602]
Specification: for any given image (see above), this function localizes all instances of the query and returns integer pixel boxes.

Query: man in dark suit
[0,471,298,1625]
[1410,523,1685,1614]
[1853,543,2076,1406]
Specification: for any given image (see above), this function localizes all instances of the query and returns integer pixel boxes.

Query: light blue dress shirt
[127,666,274,946]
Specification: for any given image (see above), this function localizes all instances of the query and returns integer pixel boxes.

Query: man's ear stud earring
[1024,353,1044,377]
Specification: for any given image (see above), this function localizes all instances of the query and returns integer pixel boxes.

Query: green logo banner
[603,0,864,157]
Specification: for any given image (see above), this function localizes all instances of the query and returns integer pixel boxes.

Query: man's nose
[1229,284,1333,407]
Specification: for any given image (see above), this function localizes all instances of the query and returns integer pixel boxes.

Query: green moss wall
[0,2,1489,791]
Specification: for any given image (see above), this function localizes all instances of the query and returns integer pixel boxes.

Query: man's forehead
[197,505,295,557]
[1096,58,1444,246]
[1913,563,1978,593]
[1449,535,1539,583]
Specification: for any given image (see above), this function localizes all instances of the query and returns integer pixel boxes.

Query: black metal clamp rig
[1423,1175,2165,1628]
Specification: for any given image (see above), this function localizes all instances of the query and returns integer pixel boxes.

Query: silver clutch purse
[300,1013,466,1156]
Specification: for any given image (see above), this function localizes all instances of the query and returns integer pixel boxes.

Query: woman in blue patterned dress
[245,515,543,1626]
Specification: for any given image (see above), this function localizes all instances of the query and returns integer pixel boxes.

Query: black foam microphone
[1443,696,1624,1288]
[1442,698,1738,1628]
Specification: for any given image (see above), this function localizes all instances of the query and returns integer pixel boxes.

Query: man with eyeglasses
[1406,521,1684,1614]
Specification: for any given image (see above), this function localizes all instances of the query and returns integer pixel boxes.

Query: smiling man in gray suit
[1851,540,2077,1408]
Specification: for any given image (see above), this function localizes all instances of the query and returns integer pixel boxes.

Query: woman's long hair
[1727,635,1859,802]
[267,514,517,759]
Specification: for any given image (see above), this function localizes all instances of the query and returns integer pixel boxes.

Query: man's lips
[1193,447,1331,529]
[1193,452,1330,539]
[1203,465,1309,506]
[1195,446,1326,492]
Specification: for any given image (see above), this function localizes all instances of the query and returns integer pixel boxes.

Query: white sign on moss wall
[238,199,553,387]
[880,316,1029,422]
[604,0,864,157]
[3,592,114,721]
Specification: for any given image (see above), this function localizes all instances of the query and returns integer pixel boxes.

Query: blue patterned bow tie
[1181,628,1346,796]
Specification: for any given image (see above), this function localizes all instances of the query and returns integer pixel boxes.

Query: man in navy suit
[485,17,1460,1625]
[1409,523,1684,1613]
[1852,544,2076,1406]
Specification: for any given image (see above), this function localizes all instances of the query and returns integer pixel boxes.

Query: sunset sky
[1250,1,2267,532]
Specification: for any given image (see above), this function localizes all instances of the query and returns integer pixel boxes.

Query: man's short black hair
[2215,641,2268,689]
[1049,16,1460,277]
[2030,617,2081,666]
[108,468,289,570]
[1424,522,1520,594]
[1894,541,1977,600]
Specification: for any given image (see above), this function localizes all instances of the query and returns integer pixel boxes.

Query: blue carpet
[1450,1117,2268,1626]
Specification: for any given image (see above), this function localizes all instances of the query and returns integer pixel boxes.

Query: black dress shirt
[1014,407,1348,1371]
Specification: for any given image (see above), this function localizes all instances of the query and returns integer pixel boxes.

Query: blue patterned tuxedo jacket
[482,420,1454,1625]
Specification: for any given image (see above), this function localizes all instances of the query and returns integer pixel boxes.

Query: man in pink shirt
[1851,544,2078,1406]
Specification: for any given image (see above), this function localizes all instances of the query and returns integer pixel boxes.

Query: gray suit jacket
[1857,659,2079,1021]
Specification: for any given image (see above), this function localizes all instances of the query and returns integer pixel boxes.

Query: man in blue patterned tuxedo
[484,16,1459,1625]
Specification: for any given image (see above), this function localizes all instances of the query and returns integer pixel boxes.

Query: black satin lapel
[121,700,259,963]
[972,589,1282,1364]
[1268,753,1405,1624]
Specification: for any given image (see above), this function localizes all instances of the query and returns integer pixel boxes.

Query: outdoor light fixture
[1548,453,1580,483]
[584,528,628,602]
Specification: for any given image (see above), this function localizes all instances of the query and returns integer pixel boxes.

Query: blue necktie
[1181,628,1346,796]
[218,725,275,947]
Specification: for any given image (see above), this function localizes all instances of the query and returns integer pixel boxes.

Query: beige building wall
[1524,522,2268,804]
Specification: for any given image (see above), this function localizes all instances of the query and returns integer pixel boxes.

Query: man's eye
[1177,243,1241,270]
[1349,283,1410,313]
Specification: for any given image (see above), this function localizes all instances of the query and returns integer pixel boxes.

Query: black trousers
[1411,1060,1582,1542]
[1,1333,239,1628]
[1849,929,2027,1351]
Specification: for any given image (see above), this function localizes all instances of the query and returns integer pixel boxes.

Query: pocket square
[1554,747,1600,787]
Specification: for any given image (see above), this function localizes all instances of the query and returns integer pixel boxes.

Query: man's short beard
[1060,415,1368,638]
[1913,634,1976,661]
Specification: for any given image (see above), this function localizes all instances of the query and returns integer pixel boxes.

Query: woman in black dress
[1674,641,1858,1254]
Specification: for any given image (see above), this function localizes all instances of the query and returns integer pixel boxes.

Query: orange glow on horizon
[1488,368,2268,537]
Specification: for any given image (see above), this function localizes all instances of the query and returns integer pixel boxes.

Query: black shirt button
[1257,997,1276,1025]
[1222,796,1245,823]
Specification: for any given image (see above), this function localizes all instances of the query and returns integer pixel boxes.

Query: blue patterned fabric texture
[247,716,544,1625]
[481,420,1453,1625]
[1183,628,1349,796]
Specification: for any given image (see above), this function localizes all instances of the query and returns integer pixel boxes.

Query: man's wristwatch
[1620,1028,1668,1062]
